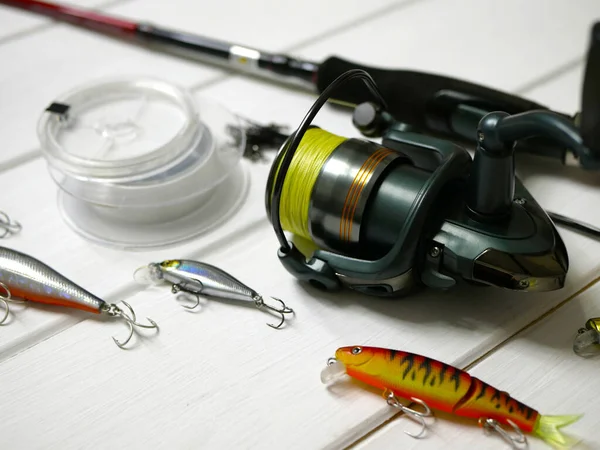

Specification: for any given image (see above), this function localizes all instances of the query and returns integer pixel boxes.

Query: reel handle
[467,109,590,218]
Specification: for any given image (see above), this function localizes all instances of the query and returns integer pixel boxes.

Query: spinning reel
[264,67,593,297]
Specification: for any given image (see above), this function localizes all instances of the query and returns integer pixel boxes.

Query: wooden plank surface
[1,0,598,169]
[0,0,400,169]
[0,0,124,40]
[1,61,600,450]
[1,0,600,449]
[1,220,598,450]
[293,0,598,93]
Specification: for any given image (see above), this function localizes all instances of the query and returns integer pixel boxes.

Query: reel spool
[265,70,586,297]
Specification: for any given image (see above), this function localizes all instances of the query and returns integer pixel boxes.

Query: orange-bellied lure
[0,246,158,348]
[321,346,581,449]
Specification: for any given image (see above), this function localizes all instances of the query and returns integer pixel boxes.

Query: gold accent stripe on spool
[340,148,393,243]
[339,148,391,243]
[344,149,395,243]
[339,148,395,243]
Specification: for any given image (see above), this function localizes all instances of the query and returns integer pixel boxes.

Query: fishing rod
[4,0,600,170]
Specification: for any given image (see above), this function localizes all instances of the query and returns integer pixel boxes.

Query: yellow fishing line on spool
[291,233,320,258]
[278,128,347,240]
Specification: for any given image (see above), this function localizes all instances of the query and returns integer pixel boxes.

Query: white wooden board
[1,0,600,449]
[1,61,600,450]
[524,62,584,111]
[0,0,400,169]
[293,0,599,94]
[0,216,598,450]
[0,0,122,41]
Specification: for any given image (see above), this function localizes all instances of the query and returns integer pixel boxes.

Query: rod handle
[316,56,550,139]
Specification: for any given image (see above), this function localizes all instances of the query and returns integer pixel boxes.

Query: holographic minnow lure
[134,259,294,329]
[321,346,581,449]
[573,317,600,357]
[0,246,158,348]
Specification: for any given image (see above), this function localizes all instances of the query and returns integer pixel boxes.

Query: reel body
[265,71,576,298]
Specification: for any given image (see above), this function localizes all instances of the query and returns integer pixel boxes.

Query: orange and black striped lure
[322,346,581,449]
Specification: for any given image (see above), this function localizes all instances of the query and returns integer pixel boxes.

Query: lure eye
[352,347,362,355]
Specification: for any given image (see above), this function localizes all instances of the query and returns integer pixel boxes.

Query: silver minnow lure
[0,246,158,348]
[134,259,294,329]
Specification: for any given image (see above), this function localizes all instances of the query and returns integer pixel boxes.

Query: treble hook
[171,283,294,329]
[385,390,433,439]
[101,301,159,349]
[253,295,294,329]
[0,281,25,325]
[479,418,528,449]
[0,211,22,239]
[0,284,10,325]
[171,283,201,310]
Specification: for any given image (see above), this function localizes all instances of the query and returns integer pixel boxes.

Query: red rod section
[0,0,138,34]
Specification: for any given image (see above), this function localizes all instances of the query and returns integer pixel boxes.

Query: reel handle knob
[352,102,394,137]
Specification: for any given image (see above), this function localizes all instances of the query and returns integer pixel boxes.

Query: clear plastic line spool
[37,77,249,249]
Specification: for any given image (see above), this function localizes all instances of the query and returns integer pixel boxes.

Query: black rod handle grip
[580,22,600,151]
[316,56,551,139]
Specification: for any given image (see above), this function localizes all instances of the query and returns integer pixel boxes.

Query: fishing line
[279,128,347,240]
[36,77,250,250]
[547,211,600,240]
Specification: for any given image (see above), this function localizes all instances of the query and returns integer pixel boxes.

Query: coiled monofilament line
[279,128,347,240]
[269,69,388,253]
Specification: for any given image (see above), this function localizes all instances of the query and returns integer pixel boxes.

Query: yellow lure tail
[534,414,582,449]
